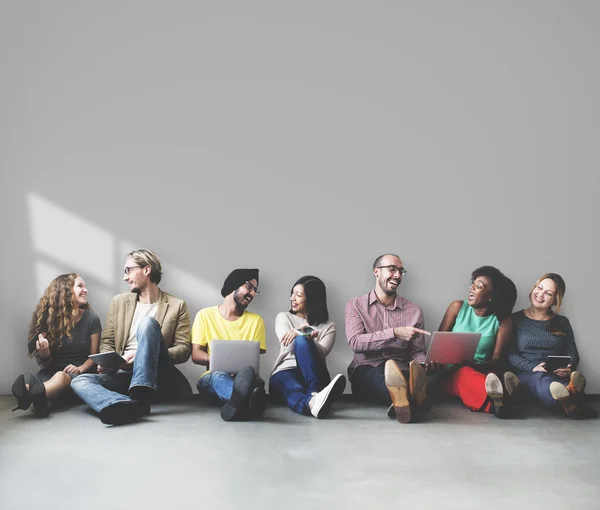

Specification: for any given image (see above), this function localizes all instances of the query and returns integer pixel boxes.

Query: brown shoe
[384,360,411,424]
[409,361,430,415]
[567,371,586,395]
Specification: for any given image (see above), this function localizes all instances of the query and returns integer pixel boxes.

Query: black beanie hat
[221,268,259,297]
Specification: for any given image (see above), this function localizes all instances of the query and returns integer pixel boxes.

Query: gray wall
[1,2,598,393]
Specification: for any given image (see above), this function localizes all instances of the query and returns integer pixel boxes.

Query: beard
[233,289,250,311]
[379,277,397,297]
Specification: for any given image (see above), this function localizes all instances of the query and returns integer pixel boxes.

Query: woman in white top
[269,276,346,418]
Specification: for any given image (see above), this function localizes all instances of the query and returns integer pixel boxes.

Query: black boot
[11,374,31,412]
[29,372,50,417]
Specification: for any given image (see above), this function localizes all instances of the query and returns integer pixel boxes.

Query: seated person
[192,268,267,421]
[12,273,101,416]
[270,276,345,419]
[71,249,192,425]
[345,253,431,424]
[438,266,518,417]
[508,273,595,419]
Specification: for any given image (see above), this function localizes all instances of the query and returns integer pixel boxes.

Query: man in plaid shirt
[345,254,431,423]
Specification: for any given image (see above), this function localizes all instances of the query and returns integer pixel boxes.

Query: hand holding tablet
[89,352,127,369]
[544,355,571,372]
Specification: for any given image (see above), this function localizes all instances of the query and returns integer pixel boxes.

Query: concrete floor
[0,395,599,510]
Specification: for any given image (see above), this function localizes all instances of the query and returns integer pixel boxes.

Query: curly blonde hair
[28,273,90,354]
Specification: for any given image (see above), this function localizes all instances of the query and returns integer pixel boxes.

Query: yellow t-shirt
[191,306,267,353]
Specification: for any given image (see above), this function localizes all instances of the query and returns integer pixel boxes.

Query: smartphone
[294,326,318,336]
[27,333,39,354]
[545,355,571,372]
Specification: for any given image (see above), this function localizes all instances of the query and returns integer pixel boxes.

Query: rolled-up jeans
[196,371,235,402]
[71,317,173,413]
[196,370,266,403]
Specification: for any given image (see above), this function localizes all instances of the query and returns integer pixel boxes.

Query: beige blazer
[100,290,191,364]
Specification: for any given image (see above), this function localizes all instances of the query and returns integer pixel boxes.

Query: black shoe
[129,385,156,403]
[29,373,49,417]
[11,374,31,412]
[221,366,255,422]
[99,400,151,425]
[248,384,267,420]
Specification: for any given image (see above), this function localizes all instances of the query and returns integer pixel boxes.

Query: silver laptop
[425,332,482,364]
[209,339,260,375]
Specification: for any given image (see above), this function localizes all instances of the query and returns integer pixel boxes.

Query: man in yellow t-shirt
[192,268,267,421]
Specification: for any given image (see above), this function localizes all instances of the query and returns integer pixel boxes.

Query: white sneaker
[308,374,346,419]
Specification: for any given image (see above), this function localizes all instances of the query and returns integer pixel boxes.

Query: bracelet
[39,353,52,362]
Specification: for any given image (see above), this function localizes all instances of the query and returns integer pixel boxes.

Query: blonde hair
[529,273,566,335]
[28,273,90,354]
[127,249,162,284]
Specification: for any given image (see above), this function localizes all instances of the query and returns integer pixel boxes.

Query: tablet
[545,355,571,372]
[89,352,127,368]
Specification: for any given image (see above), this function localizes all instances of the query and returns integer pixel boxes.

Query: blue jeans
[269,336,331,416]
[350,363,442,405]
[515,370,568,408]
[196,371,235,402]
[71,317,174,412]
[350,363,395,405]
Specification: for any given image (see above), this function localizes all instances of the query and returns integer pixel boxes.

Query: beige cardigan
[271,311,336,376]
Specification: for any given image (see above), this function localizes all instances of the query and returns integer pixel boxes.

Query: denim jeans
[515,370,567,408]
[269,335,331,415]
[350,363,395,405]
[350,362,441,405]
[196,371,235,402]
[71,317,173,413]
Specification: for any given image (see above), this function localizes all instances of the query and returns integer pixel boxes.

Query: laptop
[208,339,260,375]
[425,331,482,364]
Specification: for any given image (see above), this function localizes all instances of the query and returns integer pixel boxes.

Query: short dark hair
[471,266,517,321]
[373,253,400,270]
[289,275,329,326]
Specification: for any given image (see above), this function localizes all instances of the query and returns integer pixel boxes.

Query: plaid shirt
[345,290,426,378]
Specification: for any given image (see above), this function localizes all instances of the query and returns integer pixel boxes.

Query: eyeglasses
[245,281,260,295]
[124,266,144,275]
[377,265,407,276]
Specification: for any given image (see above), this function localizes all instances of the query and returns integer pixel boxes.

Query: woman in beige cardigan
[269,276,346,418]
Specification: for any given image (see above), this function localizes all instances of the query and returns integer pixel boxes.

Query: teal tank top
[451,300,499,364]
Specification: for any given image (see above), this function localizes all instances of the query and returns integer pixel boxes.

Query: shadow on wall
[27,191,221,386]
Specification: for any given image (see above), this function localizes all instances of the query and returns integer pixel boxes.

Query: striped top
[508,310,579,372]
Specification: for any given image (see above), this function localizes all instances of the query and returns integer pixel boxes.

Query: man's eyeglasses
[124,266,144,275]
[245,281,260,295]
[377,265,407,276]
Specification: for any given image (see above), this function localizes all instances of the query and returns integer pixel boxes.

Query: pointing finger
[413,328,431,336]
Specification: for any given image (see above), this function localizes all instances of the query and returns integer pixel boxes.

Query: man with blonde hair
[72,249,191,425]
